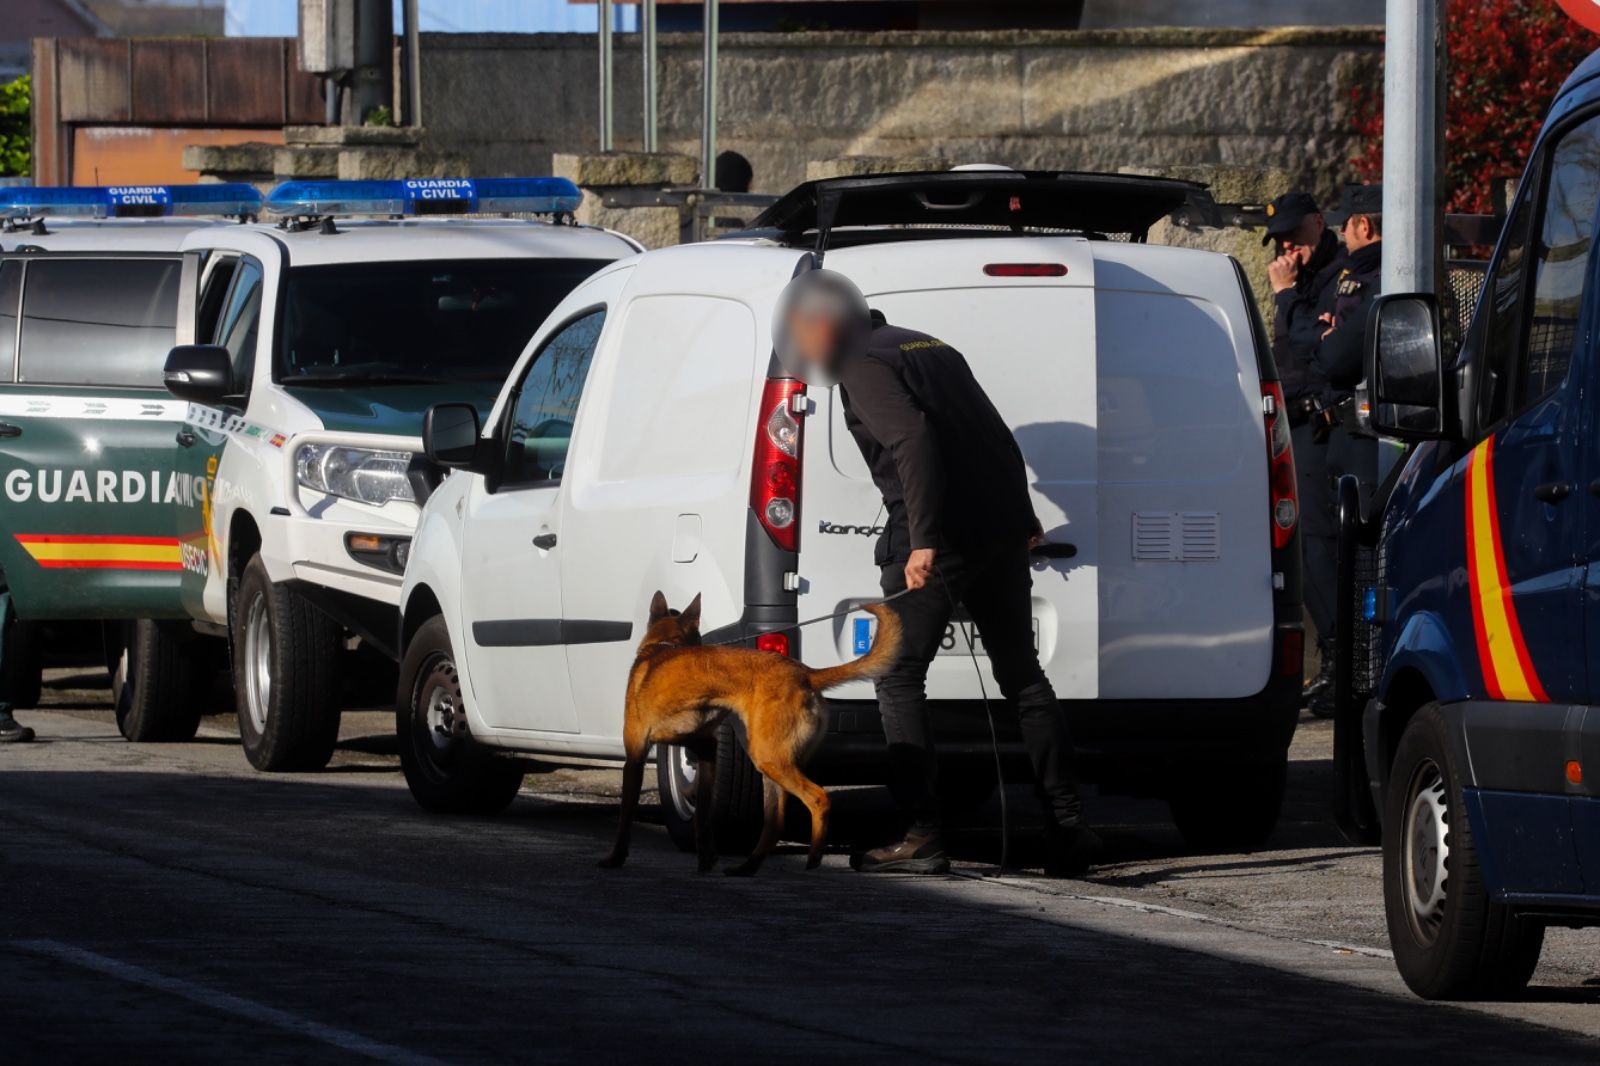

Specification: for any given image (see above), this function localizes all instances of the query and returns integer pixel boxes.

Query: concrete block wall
[416,27,1381,204]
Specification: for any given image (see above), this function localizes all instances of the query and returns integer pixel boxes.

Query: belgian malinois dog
[600,591,902,876]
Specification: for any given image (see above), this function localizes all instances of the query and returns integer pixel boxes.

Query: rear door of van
[803,238,1274,703]
[808,237,1100,702]
[0,252,192,620]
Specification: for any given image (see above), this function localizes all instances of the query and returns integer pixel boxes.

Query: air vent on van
[1132,512,1220,562]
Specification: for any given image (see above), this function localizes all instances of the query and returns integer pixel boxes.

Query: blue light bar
[0,183,262,221]
[263,177,583,218]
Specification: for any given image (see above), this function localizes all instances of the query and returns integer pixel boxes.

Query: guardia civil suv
[0,180,635,769]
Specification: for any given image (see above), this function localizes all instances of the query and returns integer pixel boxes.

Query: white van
[397,171,1304,852]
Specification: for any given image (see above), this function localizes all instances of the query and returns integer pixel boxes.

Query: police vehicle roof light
[0,183,262,221]
[263,178,582,218]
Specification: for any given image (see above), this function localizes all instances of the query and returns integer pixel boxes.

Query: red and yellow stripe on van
[14,534,182,571]
[1463,437,1548,702]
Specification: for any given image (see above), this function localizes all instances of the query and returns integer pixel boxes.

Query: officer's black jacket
[1271,228,1344,402]
[1310,240,1382,387]
[837,317,1039,560]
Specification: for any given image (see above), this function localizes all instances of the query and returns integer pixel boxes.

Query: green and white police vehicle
[0,180,636,769]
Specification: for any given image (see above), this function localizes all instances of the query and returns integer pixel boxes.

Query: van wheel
[396,615,523,814]
[658,720,763,853]
[1168,755,1286,853]
[106,620,204,742]
[232,556,341,771]
[4,618,42,710]
[1384,704,1543,999]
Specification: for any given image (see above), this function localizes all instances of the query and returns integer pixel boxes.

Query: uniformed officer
[0,589,36,743]
[1312,184,1383,523]
[1264,191,1345,714]
[773,270,1099,878]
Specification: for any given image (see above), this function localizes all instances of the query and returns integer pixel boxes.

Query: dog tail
[806,602,903,691]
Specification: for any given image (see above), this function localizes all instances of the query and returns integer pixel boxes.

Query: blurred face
[786,307,842,374]
[1342,214,1379,252]
[1275,213,1326,266]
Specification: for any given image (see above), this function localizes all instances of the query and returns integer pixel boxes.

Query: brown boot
[850,827,950,874]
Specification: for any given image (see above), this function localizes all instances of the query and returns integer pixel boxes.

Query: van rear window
[17,258,181,388]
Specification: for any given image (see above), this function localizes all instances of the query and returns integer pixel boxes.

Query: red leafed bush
[1351,1,1597,213]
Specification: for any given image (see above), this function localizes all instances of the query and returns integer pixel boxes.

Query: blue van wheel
[1383,704,1544,999]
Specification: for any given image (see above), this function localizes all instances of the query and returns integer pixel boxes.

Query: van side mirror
[1365,293,1448,441]
[163,345,234,404]
[423,403,487,470]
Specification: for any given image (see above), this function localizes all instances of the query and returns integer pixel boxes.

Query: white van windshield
[277,258,607,386]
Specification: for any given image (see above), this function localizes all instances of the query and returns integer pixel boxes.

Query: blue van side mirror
[1365,293,1449,441]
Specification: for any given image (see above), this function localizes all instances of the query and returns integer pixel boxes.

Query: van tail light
[755,632,791,657]
[751,377,806,552]
[1262,382,1298,550]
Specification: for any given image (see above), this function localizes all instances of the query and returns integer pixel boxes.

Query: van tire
[107,620,204,742]
[658,720,764,853]
[1384,703,1544,1000]
[232,556,341,771]
[396,615,523,815]
[1168,755,1286,853]
[4,618,43,710]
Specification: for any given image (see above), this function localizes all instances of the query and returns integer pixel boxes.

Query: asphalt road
[5,668,1600,1064]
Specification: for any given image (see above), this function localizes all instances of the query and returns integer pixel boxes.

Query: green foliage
[0,76,29,178]
[362,105,395,128]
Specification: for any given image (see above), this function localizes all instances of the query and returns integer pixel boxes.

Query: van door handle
[0,422,20,439]
[1030,541,1078,560]
[532,533,557,550]
[175,429,197,448]
[1533,481,1573,504]
[1590,479,1600,499]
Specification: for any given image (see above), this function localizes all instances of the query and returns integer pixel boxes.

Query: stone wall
[417,26,1382,204]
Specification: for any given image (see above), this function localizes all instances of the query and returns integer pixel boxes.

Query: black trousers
[1292,420,1336,643]
[876,542,1083,831]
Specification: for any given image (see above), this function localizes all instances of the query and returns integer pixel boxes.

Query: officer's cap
[1326,183,1383,226]
[1260,191,1322,245]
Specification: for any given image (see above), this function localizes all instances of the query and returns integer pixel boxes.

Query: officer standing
[0,589,36,743]
[1263,191,1345,715]
[773,270,1099,878]
[1312,185,1383,521]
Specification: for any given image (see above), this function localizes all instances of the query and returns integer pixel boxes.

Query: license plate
[851,615,1041,658]
[936,617,1041,657]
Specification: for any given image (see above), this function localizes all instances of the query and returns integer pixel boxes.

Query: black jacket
[837,317,1038,561]
[1271,228,1344,402]
[1309,240,1382,388]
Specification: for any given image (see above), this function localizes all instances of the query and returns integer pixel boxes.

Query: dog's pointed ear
[682,593,702,628]
[649,590,669,621]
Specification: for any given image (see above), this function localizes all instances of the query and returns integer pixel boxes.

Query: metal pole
[598,0,614,151]
[642,0,658,152]
[402,0,422,127]
[1381,0,1439,298]
[1379,0,1442,479]
[701,0,719,189]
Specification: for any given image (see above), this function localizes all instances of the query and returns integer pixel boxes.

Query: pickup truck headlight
[296,444,415,506]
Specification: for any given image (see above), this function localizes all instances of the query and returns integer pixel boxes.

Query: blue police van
[1336,47,1600,999]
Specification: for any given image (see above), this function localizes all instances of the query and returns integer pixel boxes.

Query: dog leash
[701,585,915,647]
